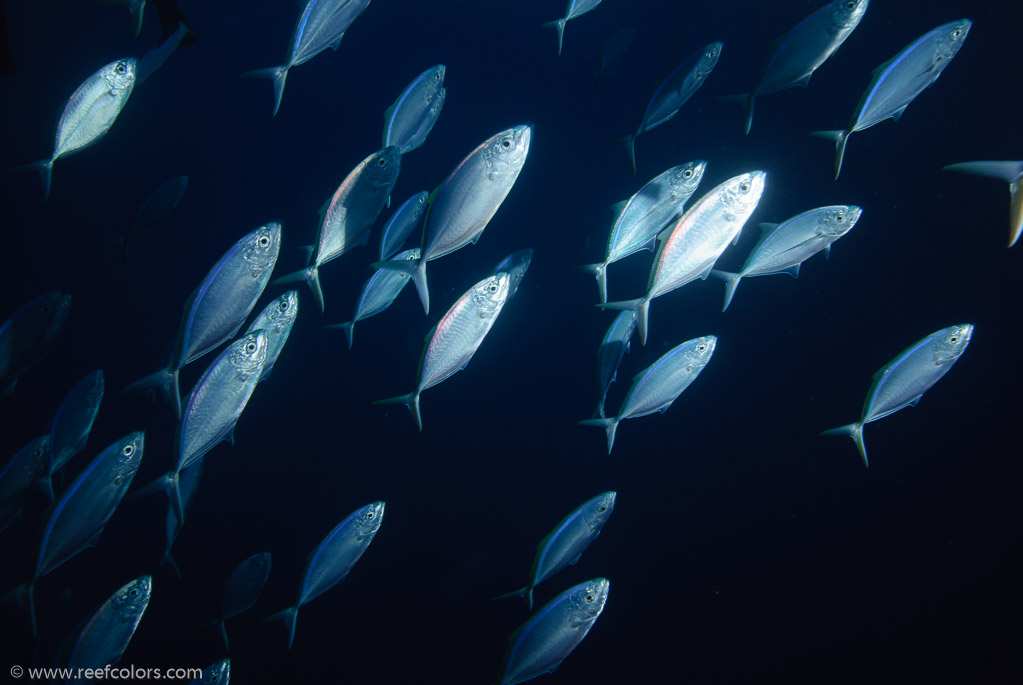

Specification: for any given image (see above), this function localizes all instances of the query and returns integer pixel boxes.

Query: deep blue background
[2,1,1022,683]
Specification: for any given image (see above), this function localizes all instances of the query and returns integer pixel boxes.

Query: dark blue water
[2,1,1021,682]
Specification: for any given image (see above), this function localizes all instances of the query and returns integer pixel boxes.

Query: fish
[19,58,136,199]
[618,43,721,173]
[594,311,636,419]
[0,436,50,534]
[160,459,203,578]
[812,19,971,179]
[0,291,72,399]
[125,223,280,417]
[324,248,420,350]
[265,501,384,648]
[66,576,151,683]
[190,659,230,685]
[93,0,148,38]
[542,0,603,55]
[42,370,105,502]
[136,18,197,83]
[218,552,272,650]
[272,148,400,312]
[496,578,610,685]
[711,204,862,311]
[245,290,300,381]
[496,492,616,610]
[374,125,531,315]
[374,272,511,431]
[247,0,374,116]
[593,27,636,97]
[943,161,1023,247]
[382,65,446,154]
[601,171,766,345]
[120,175,189,259]
[490,248,533,300]
[580,335,716,453]
[727,0,869,135]
[821,323,974,467]
[582,160,707,303]
[25,432,144,635]
[379,191,429,260]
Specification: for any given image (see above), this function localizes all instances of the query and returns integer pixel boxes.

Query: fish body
[583,160,706,302]
[375,273,511,431]
[711,204,861,310]
[383,65,446,154]
[123,174,188,257]
[190,659,230,685]
[822,324,974,467]
[45,370,105,500]
[66,576,151,682]
[581,336,716,453]
[593,27,636,96]
[245,290,299,381]
[0,292,72,399]
[602,171,765,345]
[219,552,271,649]
[161,460,203,577]
[0,436,50,533]
[379,191,429,260]
[944,161,1023,247]
[595,311,636,418]
[543,0,603,55]
[813,19,971,179]
[497,578,610,685]
[491,248,533,300]
[498,492,616,610]
[325,248,419,350]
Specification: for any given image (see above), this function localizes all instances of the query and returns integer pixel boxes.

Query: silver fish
[375,125,531,315]
[491,248,533,300]
[582,161,707,302]
[272,147,401,312]
[822,324,974,467]
[218,552,272,650]
[543,0,603,55]
[122,174,189,258]
[595,311,636,419]
[265,501,384,648]
[382,65,446,154]
[379,191,429,260]
[245,290,300,381]
[944,161,1023,247]
[730,0,869,135]
[0,436,49,534]
[248,0,374,116]
[324,248,420,350]
[602,171,766,345]
[0,291,72,399]
[21,58,136,199]
[42,369,105,502]
[125,223,280,417]
[375,272,511,431]
[619,43,721,173]
[497,578,610,685]
[711,205,862,311]
[812,19,971,179]
[66,576,151,683]
[497,492,616,610]
[581,335,716,453]
[161,460,203,578]
[190,659,230,685]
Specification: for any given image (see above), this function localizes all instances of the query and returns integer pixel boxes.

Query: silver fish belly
[383,65,447,154]
[379,191,429,260]
[67,575,151,680]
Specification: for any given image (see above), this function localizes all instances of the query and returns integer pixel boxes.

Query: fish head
[699,42,723,71]
[494,248,533,282]
[396,247,422,261]
[484,125,532,176]
[102,58,137,92]
[428,64,446,89]
[718,171,766,221]
[567,578,610,621]
[204,659,230,684]
[935,19,971,62]
[470,272,511,317]
[231,330,269,377]
[683,335,717,371]
[817,205,862,237]
[79,369,105,405]
[112,575,152,623]
[830,0,869,30]
[112,431,144,485]
[243,222,282,279]
[351,501,386,539]
[251,551,272,573]
[367,147,403,189]
[586,491,617,529]
[932,324,974,364]
[668,160,707,199]
[265,290,300,332]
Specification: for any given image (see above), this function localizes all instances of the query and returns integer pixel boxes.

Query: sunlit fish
[0,436,49,535]
[375,126,531,315]
[375,273,510,431]
[711,205,861,310]
[601,172,765,345]
[125,223,280,417]
[245,290,299,381]
[580,335,716,453]
[728,0,869,135]
[324,248,419,349]
[618,43,721,173]
[247,0,373,116]
[379,191,429,260]
[272,148,400,312]
[594,311,636,419]
[265,501,384,648]
[491,248,533,300]
[543,0,603,55]
[582,161,706,302]
[218,552,271,650]
[812,19,971,179]
[66,576,151,684]
[944,161,1023,247]
[497,578,610,685]
[41,369,105,502]
[0,291,71,399]
[497,492,615,610]
[822,324,973,467]
[190,659,230,685]
[121,174,188,259]
[383,65,446,154]
[20,58,136,199]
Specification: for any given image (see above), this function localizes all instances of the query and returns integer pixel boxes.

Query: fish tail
[271,267,324,312]
[821,422,868,468]
[128,471,174,501]
[263,606,299,649]
[15,159,54,200]
[373,392,422,431]
[943,161,1023,183]
[129,0,145,39]
[594,395,606,420]
[718,93,755,135]
[578,262,609,303]
[124,366,178,416]
[27,580,36,638]
[578,417,620,454]
[39,473,55,504]
[709,270,742,312]
[541,18,567,54]
[609,133,638,174]
[493,585,529,604]
[243,65,288,116]
[810,129,849,180]
[161,546,182,579]
[217,619,229,651]
[170,367,182,420]
[323,321,355,350]
[599,297,648,345]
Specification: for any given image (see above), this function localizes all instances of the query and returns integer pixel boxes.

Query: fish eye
[33,448,43,457]
[739,182,750,192]
[697,344,706,352]
[694,70,704,79]
[953,29,961,38]
[377,157,388,167]
[123,445,135,457]
[836,214,844,222]
[949,335,959,344]
[487,283,498,293]
[682,169,693,179]
[585,593,595,602]
[258,236,270,247]
[128,588,139,598]
[115,62,126,75]
[245,342,257,353]
[366,511,375,519]
[846,1,855,8]
[598,504,607,512]
[279,300,290,311]
[433,72,441,82]
[501,138,512,149]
